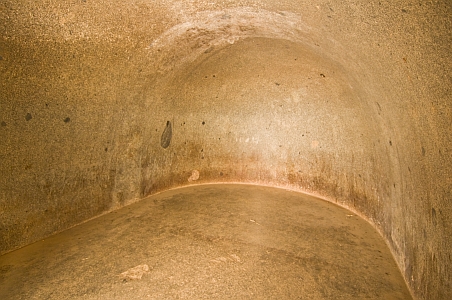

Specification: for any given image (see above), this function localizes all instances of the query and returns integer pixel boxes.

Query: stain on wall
[160,121,172,149]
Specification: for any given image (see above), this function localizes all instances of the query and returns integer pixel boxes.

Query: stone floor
[0,184,412,299]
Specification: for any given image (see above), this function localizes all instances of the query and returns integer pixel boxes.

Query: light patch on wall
[147,7,311,73]
[235,136,259,144]
[188,170,200,182]
[311,140,319,149]
[289,88,308,103]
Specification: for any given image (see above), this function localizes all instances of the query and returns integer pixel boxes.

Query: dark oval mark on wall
[25,113,32,121]
[432,208,437,226]
[161,120,172,148]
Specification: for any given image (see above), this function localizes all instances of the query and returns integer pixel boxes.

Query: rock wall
[0,1,450,299]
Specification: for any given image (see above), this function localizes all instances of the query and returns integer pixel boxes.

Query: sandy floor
[0,184,412,299]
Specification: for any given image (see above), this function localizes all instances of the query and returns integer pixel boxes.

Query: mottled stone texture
[0,1,450,299]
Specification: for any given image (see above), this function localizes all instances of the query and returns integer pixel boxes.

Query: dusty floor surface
[0,184,412,299]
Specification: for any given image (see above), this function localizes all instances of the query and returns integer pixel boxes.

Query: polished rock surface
[0,184,411,299]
